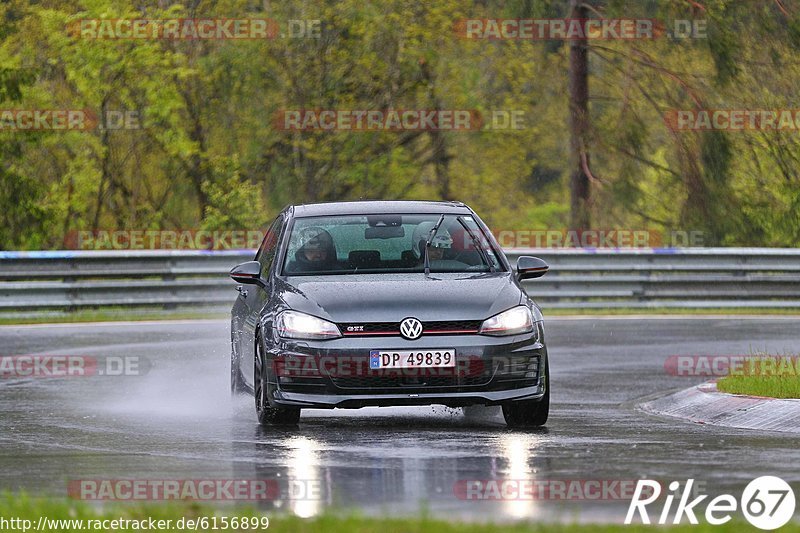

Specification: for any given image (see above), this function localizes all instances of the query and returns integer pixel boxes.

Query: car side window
[255,215,285,279]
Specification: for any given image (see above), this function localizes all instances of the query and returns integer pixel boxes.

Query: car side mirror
[516,256,549,281]
[230,261,266,287]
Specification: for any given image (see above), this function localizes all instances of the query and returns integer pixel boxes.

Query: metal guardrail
[1,248,800,310]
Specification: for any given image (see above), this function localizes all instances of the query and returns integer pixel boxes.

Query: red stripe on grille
[342,331,398,336]
[341,329,477,336]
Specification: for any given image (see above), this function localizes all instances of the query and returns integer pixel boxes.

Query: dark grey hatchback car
[230,200,550,427]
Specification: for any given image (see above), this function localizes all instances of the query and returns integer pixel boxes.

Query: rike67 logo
[626,476,796,530]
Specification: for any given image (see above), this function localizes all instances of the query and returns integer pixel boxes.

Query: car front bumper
[272,381,545,408]
[263,323,547,409]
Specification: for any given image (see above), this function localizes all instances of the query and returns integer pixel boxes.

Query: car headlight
[276,310,341,340]
[479,306,534,336]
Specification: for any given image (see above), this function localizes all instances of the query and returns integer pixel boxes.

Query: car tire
[502,357,549,428]
[254,332,301,426]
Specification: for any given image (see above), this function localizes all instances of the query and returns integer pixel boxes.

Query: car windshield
[282,214,503,275]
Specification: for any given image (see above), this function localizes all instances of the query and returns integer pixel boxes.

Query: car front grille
[331,374,492,389]
[339,320,482,336]
[329,355,539,390]
[277,353,541,394]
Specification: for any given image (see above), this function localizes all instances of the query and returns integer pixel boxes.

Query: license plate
[369,349,456,369]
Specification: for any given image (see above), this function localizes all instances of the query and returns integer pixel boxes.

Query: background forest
[1,0,799,249]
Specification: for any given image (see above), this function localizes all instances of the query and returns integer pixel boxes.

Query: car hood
[276,272,523,323]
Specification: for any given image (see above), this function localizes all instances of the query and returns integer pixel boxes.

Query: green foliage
[0,0,798,248]
[201,156,268,231]
[717,356,800,399]
[0,169,54,249]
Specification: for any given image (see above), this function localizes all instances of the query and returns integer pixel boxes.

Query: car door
[237,213,286,388]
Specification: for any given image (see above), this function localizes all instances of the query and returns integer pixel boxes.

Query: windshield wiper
[457,217,496,272]
[423,214,446,276]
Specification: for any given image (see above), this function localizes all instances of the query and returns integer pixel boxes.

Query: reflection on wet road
[1,317,799,523]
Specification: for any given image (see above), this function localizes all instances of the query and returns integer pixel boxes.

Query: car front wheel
[502,357,549,428]
[254,333,301,426]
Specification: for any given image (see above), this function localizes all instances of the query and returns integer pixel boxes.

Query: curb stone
[639,382,800,434]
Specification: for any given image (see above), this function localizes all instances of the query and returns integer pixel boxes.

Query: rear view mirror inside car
[365,226,405,239]
[367,215,403,227]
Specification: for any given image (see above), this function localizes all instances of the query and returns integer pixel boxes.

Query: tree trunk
[568,0,591,229]
[420,61,452,200]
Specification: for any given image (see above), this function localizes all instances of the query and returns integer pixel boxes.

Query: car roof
[290,200,472,217]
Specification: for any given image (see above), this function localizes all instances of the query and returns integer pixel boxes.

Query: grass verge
[0,494,789,532]
[717,357,800,399]
[0,307,228,325]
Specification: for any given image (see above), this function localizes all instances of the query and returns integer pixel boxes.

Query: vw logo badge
[399,317,423,340]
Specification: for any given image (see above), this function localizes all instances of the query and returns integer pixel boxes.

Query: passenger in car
[412,223,453,263]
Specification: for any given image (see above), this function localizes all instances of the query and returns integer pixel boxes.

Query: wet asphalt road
[0,317,799,523]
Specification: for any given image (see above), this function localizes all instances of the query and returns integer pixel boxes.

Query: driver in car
[292,227,339,272]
